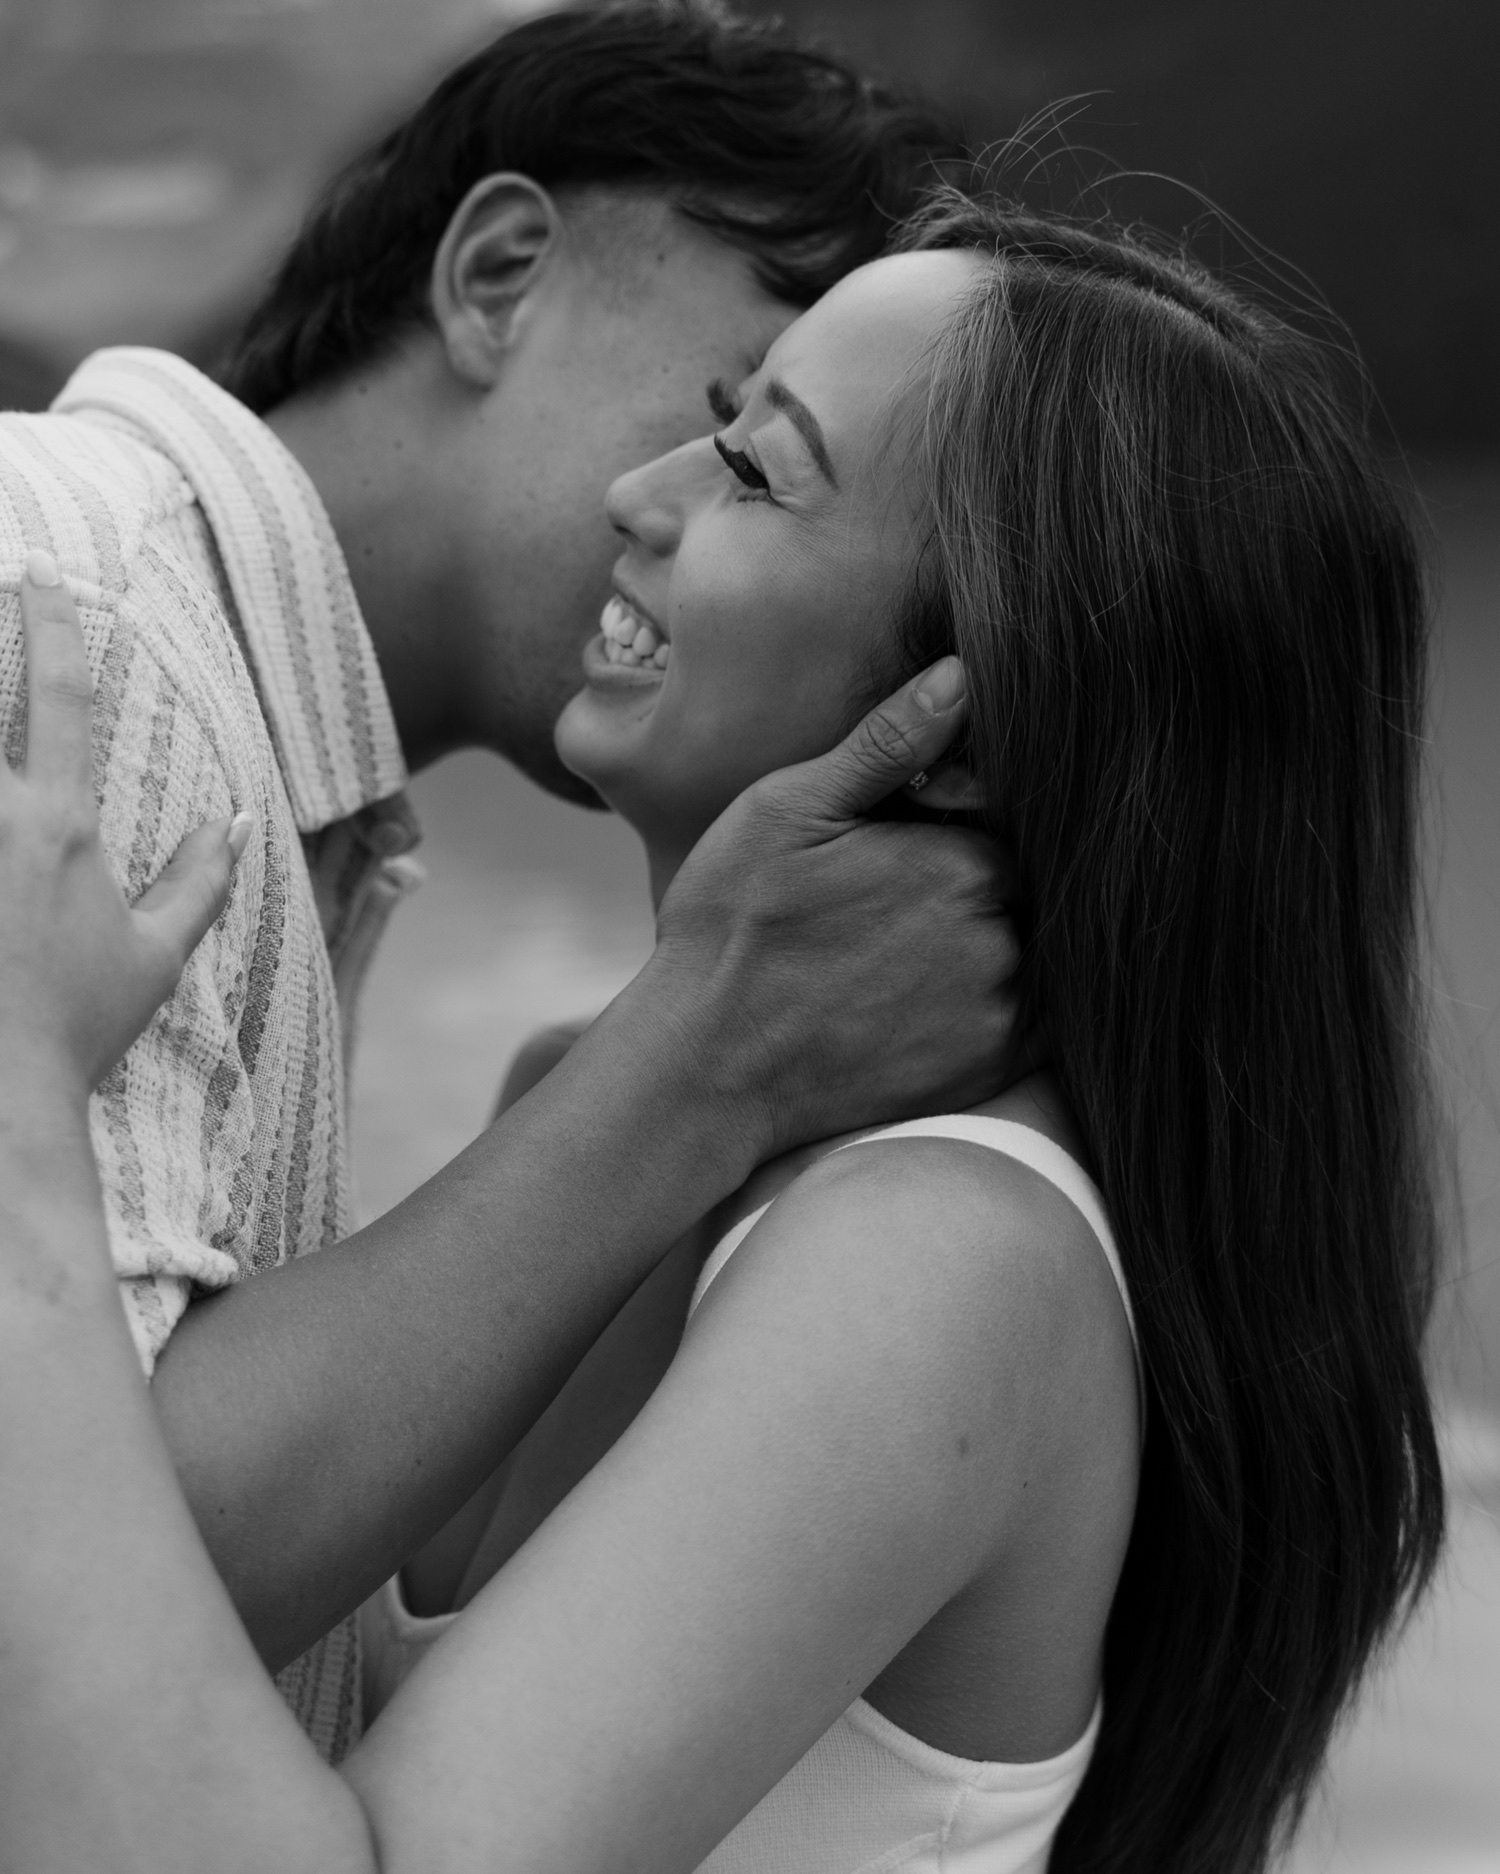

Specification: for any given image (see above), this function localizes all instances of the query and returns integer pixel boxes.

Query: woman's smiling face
[553,248,980,877]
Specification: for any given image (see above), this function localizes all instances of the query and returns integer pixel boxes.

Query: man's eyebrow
[764,378,839,488]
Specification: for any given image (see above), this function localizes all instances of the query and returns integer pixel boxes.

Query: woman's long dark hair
[895,196,1445,1873]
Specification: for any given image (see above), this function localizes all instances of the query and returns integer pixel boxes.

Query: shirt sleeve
[75,576,267,1375]
[4,512,342,1378]
[89,899,251,1372]
[1,566,249,1374]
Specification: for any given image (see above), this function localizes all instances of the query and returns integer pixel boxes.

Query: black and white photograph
[0,3,1495,1870]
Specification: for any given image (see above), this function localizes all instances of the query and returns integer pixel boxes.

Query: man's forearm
[152,967,765,1671]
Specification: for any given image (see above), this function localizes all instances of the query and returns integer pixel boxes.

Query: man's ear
[430,173,563,387]
[904,758,987,812]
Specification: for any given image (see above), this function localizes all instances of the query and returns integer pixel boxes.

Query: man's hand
[648,656,1022,1159]
[0,552,247,1098]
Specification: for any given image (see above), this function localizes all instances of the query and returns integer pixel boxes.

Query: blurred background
[1,2,1495,1867]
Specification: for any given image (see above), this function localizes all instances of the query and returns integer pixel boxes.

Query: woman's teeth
[600,595,670,669]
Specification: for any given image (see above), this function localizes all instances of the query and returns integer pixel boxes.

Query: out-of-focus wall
[746,0,1499,452]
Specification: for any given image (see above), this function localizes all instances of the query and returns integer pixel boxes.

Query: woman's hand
[0,550,249,1100]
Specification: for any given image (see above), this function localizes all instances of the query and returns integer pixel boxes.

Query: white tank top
[361,1116,1138,1874]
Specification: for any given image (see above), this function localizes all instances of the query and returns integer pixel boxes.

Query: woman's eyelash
[713,434,770,493]
[706,377,770,496]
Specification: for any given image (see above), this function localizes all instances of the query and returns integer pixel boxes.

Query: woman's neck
[645,841,688,916]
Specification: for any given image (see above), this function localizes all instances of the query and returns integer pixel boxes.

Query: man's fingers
[19,550,97,797]
[788,658,968,825]
[131,814,251,982]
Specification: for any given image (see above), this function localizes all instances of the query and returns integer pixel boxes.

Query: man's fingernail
[913,657,965,714]
[227,813,254,862]
[25,549,61,588]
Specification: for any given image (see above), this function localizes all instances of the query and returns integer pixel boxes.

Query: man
[0,2,1016,1758]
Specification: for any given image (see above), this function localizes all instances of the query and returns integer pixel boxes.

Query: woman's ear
[904,759,987,812]
[430,173,563,387]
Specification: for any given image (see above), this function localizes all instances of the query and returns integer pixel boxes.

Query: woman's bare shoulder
[687,1076,1137,1467]
[787,1074,1110,1291]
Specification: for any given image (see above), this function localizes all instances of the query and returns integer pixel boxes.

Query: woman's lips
[581,634,664,687]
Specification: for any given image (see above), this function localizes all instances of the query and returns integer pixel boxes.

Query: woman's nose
[604,438,706,555]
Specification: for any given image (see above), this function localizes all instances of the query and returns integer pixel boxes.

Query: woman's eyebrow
[763,378,839,488]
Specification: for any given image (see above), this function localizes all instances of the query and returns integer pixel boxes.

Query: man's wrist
[592,956,775,1186]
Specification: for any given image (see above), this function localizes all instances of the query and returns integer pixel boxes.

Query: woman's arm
[0,1087,373,1873]
[4,1086,1106,1873]
[346,1137,1121,1874]
[0,557,371,1871]
[2,562,1073,1872]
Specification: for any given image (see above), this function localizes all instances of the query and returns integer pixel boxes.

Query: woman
[0,191,1443,1874]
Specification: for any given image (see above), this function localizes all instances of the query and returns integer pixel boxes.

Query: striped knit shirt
[0,347,422,1761]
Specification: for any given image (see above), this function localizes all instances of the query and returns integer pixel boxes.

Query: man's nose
[604,439,704,555]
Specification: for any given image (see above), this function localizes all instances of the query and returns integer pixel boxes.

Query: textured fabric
[0,348,419,1760]
[364,1116,1131,1868]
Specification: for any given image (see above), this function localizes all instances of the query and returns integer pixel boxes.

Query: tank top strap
[691,1117,1142,1417]
[831,1116,1138,1364]
[690,1201,774,1316]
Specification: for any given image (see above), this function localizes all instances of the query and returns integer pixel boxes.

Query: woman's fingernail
[226,813,254,862]
[25,548,61,588]
[913,657,964,714]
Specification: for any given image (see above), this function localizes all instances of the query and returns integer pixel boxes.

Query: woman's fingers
[20,551,96,799]
[131,814,252,986]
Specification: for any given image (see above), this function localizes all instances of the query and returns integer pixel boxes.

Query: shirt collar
[54,347,407,834]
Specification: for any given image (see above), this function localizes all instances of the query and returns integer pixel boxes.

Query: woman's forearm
[0,1083,373,1874]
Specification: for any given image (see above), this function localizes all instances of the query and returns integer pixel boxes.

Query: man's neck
[262,354,464,775]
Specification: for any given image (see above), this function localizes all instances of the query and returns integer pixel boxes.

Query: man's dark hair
[223,1,961,414]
